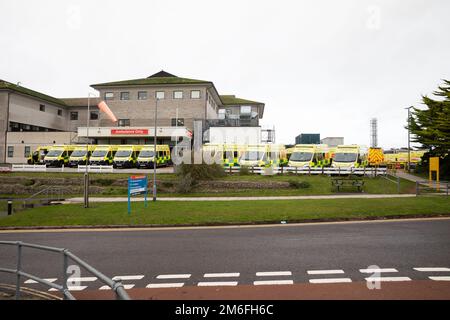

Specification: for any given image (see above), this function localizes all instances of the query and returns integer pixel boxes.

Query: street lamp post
[84,93,95,208]
[405,106,413,173]
[153,97,158,201]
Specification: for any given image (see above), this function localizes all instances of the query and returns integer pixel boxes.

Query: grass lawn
[0,173,416,198]
[0,197,448,227]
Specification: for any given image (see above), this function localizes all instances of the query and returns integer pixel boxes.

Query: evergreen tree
[408,80,450,178]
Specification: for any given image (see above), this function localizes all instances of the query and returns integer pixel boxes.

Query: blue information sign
[128,175,148,214]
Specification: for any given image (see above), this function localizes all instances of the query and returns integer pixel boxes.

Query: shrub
[177,163,225,180]
[288,180,311,189]
[161,181,175,188]
[239,166,251,176]
[92,179,115,186]
[176,173,196,193]
[22,179,35,186]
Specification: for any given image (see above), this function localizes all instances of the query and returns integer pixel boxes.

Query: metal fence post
[416,181,419,195]
[397,176,400,194]
[16,242,22,300]
[63,249,69,300]
[7,200,12,215]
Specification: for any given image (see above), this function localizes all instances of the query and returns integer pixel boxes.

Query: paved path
[64,194,416,203]
[395,171,426,182]
[1,218,449,296]
[396,170,449,192]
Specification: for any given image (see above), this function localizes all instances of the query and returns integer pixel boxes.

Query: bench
[331,176,364,192]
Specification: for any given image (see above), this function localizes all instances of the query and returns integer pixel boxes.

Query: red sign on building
[111,129,149,135]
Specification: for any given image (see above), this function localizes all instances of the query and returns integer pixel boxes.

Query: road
[0,218,449,297]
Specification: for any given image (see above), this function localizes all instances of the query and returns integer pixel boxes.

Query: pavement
[0,218,449,299]
[64,193,417,203]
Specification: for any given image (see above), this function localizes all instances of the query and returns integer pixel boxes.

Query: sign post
[128,175,148,214]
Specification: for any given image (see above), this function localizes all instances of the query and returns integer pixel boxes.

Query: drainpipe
[4,91,10,163]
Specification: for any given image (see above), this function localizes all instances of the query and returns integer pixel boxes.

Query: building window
[191,90,201,99]
[105,92,114,100]
[156,91,165,100]
[7,146,13,158]
[70,112,78,120]
[57,109,62,116]
[39,104,45,112]
[118,119,130,127]
[90,111,99,120]
[24,146,30,157]
[120,92,130,100]
[173,91,183,99]
[138,91,148,100]
[171,118,184,126]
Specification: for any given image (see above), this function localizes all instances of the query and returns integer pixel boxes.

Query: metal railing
[224,166,388,177]
[77,165,114,173]
[415,180,450,196]
[12,164,47,172]
[0,241,130,300]
[22,186,65,209]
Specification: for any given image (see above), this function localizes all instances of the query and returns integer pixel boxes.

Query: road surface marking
[309,278,352,284]
[203,273,240,278]
[25,278,57,284]
[359,268,398,273]
[67,277,98,282]
[156,274,191,279]
[49,286,87,292]
[198,281,238,286]
[364,277,411,282]
[100,284,135,290]
[256,271,292,277]
[112,275,145,281]
[429,276,450,281]
[414,268,450,272]
[146,283,184,288]
[254,280,294,285]
[3,216,450,234]
[307,270,345,275]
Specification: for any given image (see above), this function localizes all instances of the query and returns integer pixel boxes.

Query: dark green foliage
[176,173,197,194]
[408,80,450,179]
[92,179,114,186]
[288,180,311,189]
[239,166,251,175]
[177,163,225,180]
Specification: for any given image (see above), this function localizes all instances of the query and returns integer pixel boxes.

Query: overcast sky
[1,0,449,148]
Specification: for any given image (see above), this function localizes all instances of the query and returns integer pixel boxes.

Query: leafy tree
[408,80,450,179]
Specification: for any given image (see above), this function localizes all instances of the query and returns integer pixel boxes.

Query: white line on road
[203,273,240,278]
[253,280,294,286]
[359,268,398,273]
[429,276,450,281]
[146,283,185,288]
[364,277,411,282]
[307,270,345,275]
[256,271,292,277]
[100,284,135,290]
[112,275,145,281]
[156,274,191,279]
[198,281,238,286]
[309,278,352,284]
[25,278,57,284]
[414,268,450,272]
[67,277,98,282]
[49,286,87,292]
